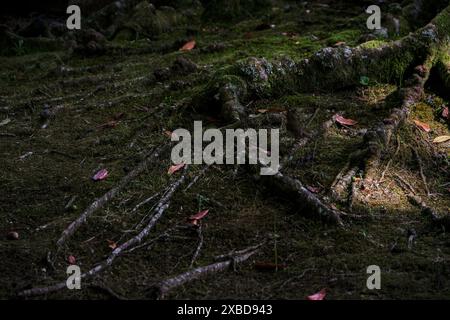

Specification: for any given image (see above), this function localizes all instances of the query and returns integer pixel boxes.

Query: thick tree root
[150,243,263,299]
[18,166,189,297]
[56,144,168,247]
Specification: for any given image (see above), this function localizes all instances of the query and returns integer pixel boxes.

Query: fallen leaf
[442,106,449,119]
[97,120,118,130]
[180,40,196,51]
[6,231,19,240]
[307,288,326,300]
[164,130,178,139]
[257,109,268,113]
[67,255,76,265]
[254,262,287,272]
[306,186,320,193]
[413,119,431,132]
[433,135,450,143]
[335,115,358,126]
[189,209,209,221]
[168,163,185,175]
[107,239,117,250]
[92,169,108,181]
[333,41,346,47]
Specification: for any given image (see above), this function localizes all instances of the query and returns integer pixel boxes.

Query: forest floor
[1,1,450,299]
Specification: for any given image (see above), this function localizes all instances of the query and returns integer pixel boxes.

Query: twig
[413,148,431,196]
[19,166,189,297]
[151,243,262,299]
[379,135,401,183]
[189,225,204,268]
[184,165,211,192]
[56,144,167,247]
[130,192,160,214]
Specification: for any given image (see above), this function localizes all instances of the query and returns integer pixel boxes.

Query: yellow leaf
[433,136,450,143]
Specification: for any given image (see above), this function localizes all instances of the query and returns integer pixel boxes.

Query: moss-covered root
[436,54,450,91]
[262,172,344,226]
[205,5,450,122]
[330,61,433,212]
[363,62,432,181]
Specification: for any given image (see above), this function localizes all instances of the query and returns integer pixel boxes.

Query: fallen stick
[19,166,189,297]
[189,225,204,268]
[56,144,168,247]
[151,243,263,299]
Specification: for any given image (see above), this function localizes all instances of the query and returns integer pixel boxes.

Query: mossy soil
[1,1,450,299]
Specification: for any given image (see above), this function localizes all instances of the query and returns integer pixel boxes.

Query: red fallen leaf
[107,239,117,250]
[442,106,449,119]
[67,255,76,265]
[334,115,357,126]
[413,119,431,132]
[333,41,346,47]
[97,120,118,129]
[180,40,196,51]
[168,163,185,175]
[254,262,287,272]
[189,209,209,221]
[164,130,178,139]
[306,185,320,193]
[92,169,108,181]
[307,288,326,300]
[6,231,19,240]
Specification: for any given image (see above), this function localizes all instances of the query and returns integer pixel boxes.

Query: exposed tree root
[150,242,264,299]
[408,194,450,229]
[262,172,344,225]
[56,144,168,247]
[19,166,190,297]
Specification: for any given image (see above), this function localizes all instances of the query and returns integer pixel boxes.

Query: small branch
[19,166,189,297]
[184,165,211,192]
[151,243,262,299]
[262,172,343,225]
[413,148,431,196]
[189,225,204,268]
[56,144,167,247]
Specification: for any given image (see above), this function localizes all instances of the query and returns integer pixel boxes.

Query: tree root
[18,165,190,297]
[408,194,450,229]
[150,242,264,299]
[56,144,168,247]
[261,172,343,225]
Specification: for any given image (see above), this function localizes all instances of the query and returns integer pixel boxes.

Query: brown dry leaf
[107,239,117,250]
[180,40,196,51]
[413,119,431,132]
[168,163,185,175]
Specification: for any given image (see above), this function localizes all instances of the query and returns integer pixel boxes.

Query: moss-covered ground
[0,1,449,299]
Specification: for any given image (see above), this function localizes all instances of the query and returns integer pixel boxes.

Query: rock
[153,67,171,82]
[171,56,198,75]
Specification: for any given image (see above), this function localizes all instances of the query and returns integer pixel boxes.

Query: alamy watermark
[171,121,279,176]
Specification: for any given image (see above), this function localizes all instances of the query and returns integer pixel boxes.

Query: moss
[326,29,361,46]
